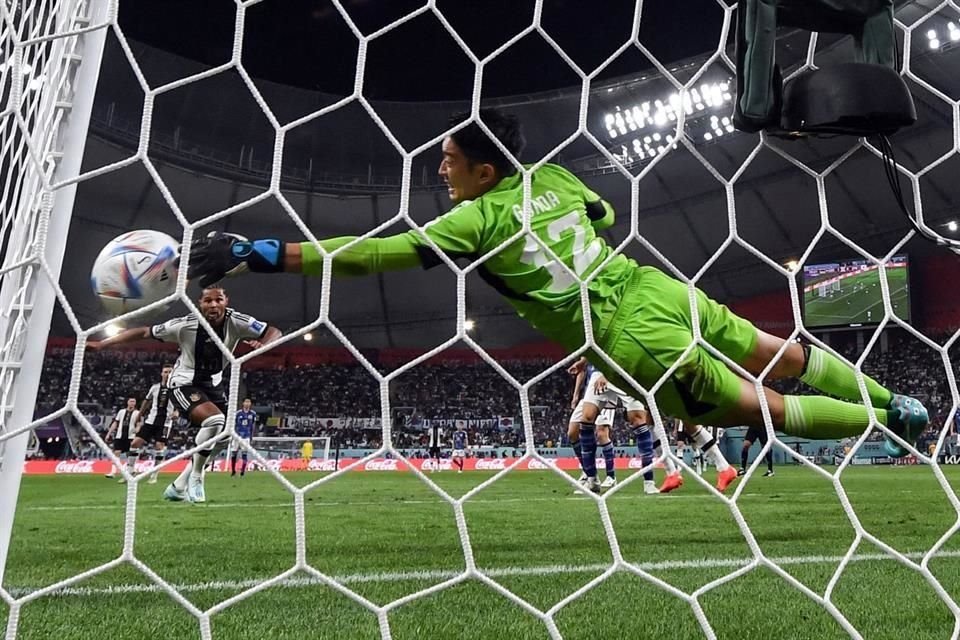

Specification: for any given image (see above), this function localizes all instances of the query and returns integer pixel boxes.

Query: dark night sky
[117,0,726,99]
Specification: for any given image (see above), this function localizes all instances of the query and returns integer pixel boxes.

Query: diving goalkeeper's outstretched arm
[187,233,451,287]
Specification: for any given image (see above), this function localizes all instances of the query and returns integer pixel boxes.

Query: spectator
[39,328,960,454]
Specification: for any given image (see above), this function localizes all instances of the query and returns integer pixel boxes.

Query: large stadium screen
[801,255,910,329]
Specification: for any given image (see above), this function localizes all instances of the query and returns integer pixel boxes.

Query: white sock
[109,464,116,475]
[190,453,207,481]
[173,460,192,490]
[690,426,730,472]
[652,423,678,474]
[190,414,226,482]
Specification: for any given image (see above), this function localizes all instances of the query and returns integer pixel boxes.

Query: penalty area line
[8,549,960,599]
[21,491,832,512]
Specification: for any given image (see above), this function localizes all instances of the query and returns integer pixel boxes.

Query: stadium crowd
[37,328,960,458]
[41,346,578,453]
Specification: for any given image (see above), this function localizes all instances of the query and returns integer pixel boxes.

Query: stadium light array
[603,79,733,139]
[104,323,122,338]
[786,259,799,271]
[464,319,476,332]
[703,114,735,141]
[303,332,313,342]
[616,132,678,165]
[927,23,960,50]
[948,220,958,232]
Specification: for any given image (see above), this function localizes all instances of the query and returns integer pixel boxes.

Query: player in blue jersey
[953,413,960,457]
[568,360,623,489]
[567,361,604,482]
[452,425,468,473]
[231,398,257,477]
[568,357,677,494]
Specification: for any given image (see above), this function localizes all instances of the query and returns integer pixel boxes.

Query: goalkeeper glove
[187,232,286,288]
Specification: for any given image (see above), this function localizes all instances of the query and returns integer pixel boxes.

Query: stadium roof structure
[62,0,960,347]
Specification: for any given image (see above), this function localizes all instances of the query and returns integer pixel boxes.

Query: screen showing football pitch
[802,255,910,329]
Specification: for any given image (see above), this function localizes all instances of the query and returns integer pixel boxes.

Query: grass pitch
[3,465,960,639]
[804,268,909,327]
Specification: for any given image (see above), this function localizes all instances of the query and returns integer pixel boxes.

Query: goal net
[228,436,332,471]
[817,279,842,297]
[2,1,960,639]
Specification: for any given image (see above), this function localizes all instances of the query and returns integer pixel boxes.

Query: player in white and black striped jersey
[127,363,178,484]
[427,424,443,472]
[105,398,139,481]
[660,420,734,493]
[691,425,725,474]
[89,285,282,503]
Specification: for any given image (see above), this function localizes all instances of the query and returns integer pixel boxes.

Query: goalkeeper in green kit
[187,108,927,492]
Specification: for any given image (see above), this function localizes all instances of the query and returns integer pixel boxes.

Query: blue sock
[633,425,654,481]
[601,442,615,478]
[571,440,583,472]
[579,424,597,479]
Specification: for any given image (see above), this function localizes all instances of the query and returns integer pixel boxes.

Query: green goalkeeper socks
[800,346,893,408]
[783,395,889,439]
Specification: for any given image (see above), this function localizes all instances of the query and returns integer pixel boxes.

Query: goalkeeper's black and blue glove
[186,232,286,288]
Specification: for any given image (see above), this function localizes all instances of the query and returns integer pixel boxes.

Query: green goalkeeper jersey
[300,163,638,351]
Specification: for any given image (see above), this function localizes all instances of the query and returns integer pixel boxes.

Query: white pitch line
[8,550,960,599]
[21,491,833,512]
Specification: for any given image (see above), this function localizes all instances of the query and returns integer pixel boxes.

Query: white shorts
[569,401,617,427]
[231,436,251,451]
[569,400,586,425]
[598,408,616,428]
[452,449,465,458]
[582,372,645,413]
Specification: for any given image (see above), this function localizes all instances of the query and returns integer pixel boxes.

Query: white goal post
[234,436,333,464]
[0,0,111,586]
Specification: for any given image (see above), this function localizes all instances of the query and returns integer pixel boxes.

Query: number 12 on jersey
[520,210,601,293]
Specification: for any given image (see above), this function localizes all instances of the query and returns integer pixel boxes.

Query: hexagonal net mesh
[2,1,960,639]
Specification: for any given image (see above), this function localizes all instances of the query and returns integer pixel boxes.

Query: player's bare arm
[87,326,152,350]
[244,325,283,350]
[138,397,152,425]
[571,370,584,409]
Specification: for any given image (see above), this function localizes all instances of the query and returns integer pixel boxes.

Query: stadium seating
[39,328,958,459]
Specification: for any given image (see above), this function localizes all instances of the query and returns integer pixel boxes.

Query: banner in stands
[25,457,666,474]
[283,416,348,430]
[281,416,511,431]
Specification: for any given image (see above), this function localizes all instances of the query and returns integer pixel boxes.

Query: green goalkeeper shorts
[599,266,759,424]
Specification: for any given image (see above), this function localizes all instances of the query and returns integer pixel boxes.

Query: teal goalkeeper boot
[884,395,928,458]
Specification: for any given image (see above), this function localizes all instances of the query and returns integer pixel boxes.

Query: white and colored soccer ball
[90,230,179,316]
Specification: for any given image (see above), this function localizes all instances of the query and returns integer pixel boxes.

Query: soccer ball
[91,230,179,316]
